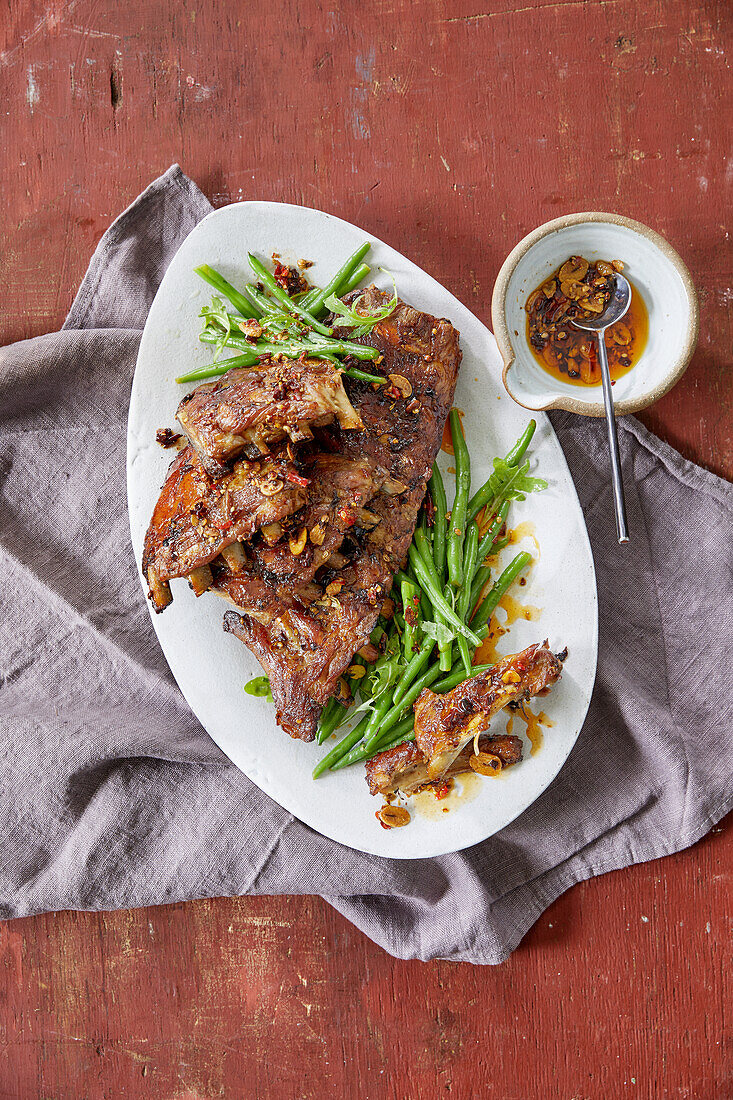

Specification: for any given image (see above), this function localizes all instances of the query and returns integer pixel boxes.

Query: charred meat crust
[144,289,462,739]
[219,549,392,740]
[364,644,564,796]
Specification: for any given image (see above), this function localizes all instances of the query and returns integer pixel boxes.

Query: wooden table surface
[1,2,730,1097]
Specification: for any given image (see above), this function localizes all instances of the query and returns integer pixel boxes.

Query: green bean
[200,326,380,369]
[316,698,346,745]
[313,633,399,771]
[391,642,436,708]
[176,352,259,383]
[199,331,297,358]
[302,242,372,316]
[309,263,372,309]
[194,264,259,318]
[470,568,491,615]
[470,502,511,608]
[360,684,399,748]
[400,576,420,661]
[408,545,481,646]
[341,366,385,384]
[404,557,432,621]
[505,418,537,467]
[304,334,381,361]
[364,660,445,750]
[460,522,480,599]
[339,262,371,296]
[434,584,451,673]
[247,253,334,335]
[476,500,511,565]
[333,715,416,770]
[317,661,369,744]
[447,410,471,587]
[471,552,532,631]
[428,464,448,582]
[413,528,441,590]
[242,285,301,325]
[466,420,537,525]
[312,715,370,778]
[412,527,455,670]
[433,661,495,693]
[199,328,262,352]
[456,522,480,675]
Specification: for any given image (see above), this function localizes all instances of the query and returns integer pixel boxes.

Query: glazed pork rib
[177,357,361,475]
[143,445,307,611]
[221,289,462,740]
[365,733,524,797]
[211,452,392,644]
[413,643,565,780]
[251,452,392,595]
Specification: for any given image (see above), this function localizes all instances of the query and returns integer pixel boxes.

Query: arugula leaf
[323,285,397,336]
[199,297,233,362]
[484,458,547,513]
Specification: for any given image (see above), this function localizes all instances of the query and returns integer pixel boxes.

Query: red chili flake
[338,507,356,527]
[286,470,310,487]
[273,263,291,291]
[273,262,308,296]
[214,518,233,531]
[434,783,450,800]
[404,604,418,628]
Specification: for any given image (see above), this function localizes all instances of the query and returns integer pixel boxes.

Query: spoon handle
[596,331,630,544]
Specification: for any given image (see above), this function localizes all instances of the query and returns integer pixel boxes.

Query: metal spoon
[572,273,632,544]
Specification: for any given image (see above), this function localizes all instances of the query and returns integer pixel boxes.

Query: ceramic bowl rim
[491,211,700,417]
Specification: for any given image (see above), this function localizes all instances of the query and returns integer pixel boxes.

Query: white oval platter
[127,201,598,859]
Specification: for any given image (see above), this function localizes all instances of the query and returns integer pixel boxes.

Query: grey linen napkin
[1,166,731,964]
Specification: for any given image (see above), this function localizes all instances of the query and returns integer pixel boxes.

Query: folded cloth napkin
[1,166,731,963]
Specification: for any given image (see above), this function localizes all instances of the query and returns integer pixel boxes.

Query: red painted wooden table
[1,2,730,1097]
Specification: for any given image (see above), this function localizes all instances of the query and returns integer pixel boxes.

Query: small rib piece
[413,643,565,779]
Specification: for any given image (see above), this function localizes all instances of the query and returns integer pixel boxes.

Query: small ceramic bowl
[491,212,699,416]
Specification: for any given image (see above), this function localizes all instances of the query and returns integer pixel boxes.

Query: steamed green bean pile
[176,242,393,385]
